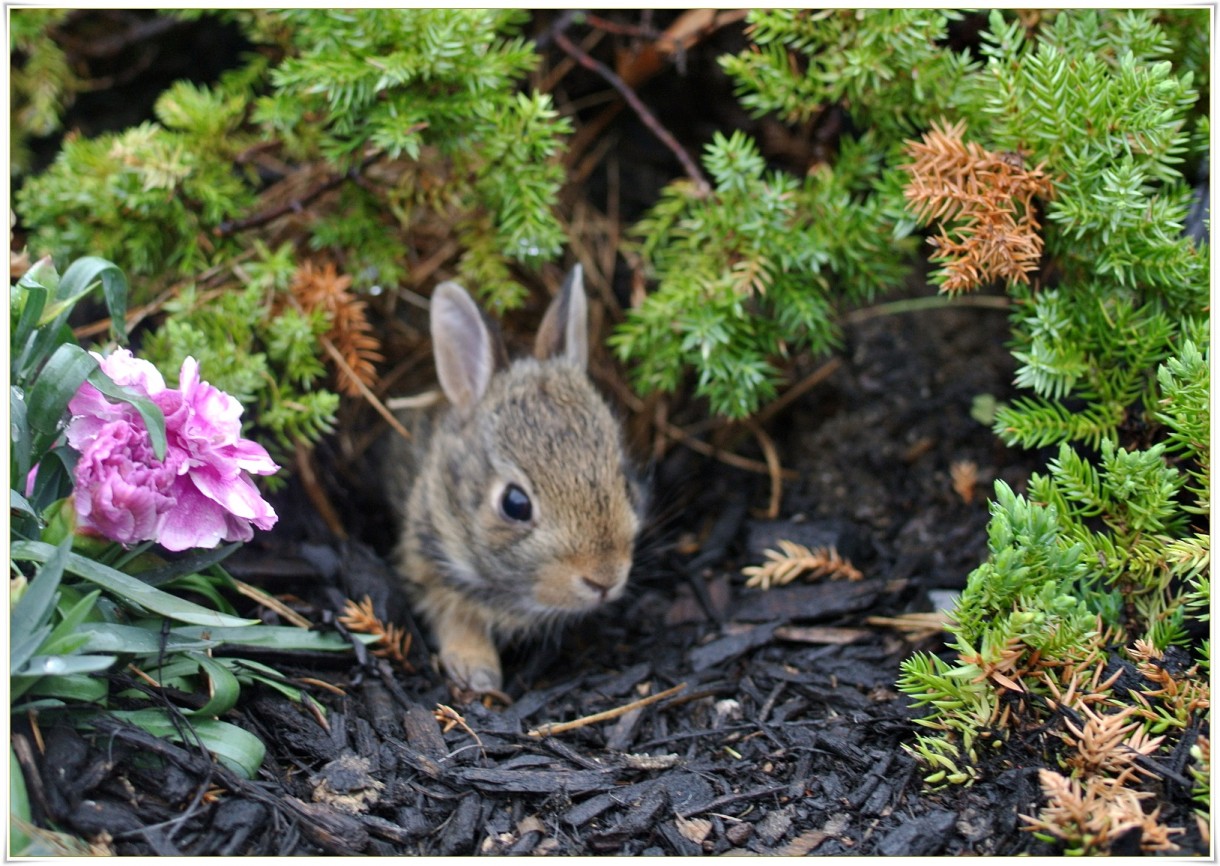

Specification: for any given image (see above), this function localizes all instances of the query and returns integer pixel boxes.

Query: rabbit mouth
[530,563,629,613]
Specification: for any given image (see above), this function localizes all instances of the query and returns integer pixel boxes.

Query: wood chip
[674,814,712,845]
[773,625,870,644]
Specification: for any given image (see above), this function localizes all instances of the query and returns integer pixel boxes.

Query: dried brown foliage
[289,260,383,396]
[338,595,414,672]
[1015,646,1189,854]
[903,119,1055,294]
[1060,704,1165,781]
[1022,769,1182,854]
[742,540,862,591]
[1126,639,1211,723]
[949,459,979,503]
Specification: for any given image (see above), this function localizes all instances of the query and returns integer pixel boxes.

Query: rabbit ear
[431,281,496,412]
[534,264,589,369]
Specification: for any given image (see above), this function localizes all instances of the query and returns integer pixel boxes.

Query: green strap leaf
[11,282,48,373]
[10,746,32,855]
[58,257,130,343]
[10,536,70,647]
[10,387,31,482]
[130,543,241,587]
[26,343,97,455]
[185,652,242,717]
[106,709,267,779]
[44,589,102,648]
[13,654,117,677]
[11,540,258,628]
[171,624,367,651]
[10,627,53,676]
[10,489,38,522]
[84,367,168,460]
[15,673,110,703]
[78,623,216,654]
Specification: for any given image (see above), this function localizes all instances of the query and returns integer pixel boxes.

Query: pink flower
[64,350,279,551]
[71,420,180,544]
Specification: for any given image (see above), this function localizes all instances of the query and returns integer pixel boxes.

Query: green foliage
[11,257,163,538]
[13,9,572,461]
[996,288,1202,451]
[10,9,76,176]
[618,8,1208,430]
[616,129,917,418]
[898,337,1210,787]
[137,258,340,459]
[722,9,979,135]
[17,10,569,306]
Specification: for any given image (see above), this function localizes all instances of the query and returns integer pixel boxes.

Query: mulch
[15,281,1209,856]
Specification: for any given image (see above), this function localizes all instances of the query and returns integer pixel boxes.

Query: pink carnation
[65,350,279,551]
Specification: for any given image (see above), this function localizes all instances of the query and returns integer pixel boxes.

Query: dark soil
[13,10,1207,858]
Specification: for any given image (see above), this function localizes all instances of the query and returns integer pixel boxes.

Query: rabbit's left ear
[534,264,588,369]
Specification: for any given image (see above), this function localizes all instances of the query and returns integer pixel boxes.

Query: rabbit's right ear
[431,282,496,413]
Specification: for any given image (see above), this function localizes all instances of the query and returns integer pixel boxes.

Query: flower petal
[156,481,233,551]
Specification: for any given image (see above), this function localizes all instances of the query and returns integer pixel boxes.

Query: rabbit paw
[435,609,503,696]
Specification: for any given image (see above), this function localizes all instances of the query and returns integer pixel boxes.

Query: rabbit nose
[581,575,613,600]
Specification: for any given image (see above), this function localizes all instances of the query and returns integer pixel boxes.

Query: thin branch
[294,439,348,540]
[214,146,402,237]
[753,357,841,427]
[662,419,798,480]
[840,293,1010,326]
[528,682,687,737]
[580,13,665,41]
[319,335,411,442]
[551,29,710,195]
[230,577,314,628]
[744,416,783,518]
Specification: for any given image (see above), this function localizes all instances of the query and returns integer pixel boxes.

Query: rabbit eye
[500,484,532,523]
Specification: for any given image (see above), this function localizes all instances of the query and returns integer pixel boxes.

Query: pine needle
[742,540,863,590]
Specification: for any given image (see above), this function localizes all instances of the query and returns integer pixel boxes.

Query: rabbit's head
[421,266,643,631]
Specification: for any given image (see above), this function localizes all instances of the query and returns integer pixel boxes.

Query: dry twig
[230,577,314,628]
[527,682,687,737]
[433,704,484,752]
[551,28,710,195]
[294,440,348,540]
[215,147,398,236]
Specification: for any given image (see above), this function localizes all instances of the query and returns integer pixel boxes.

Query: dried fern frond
[289,260,384,396]
[903,119,1055,294]
[742,540,862,590]
[338,595,414,672]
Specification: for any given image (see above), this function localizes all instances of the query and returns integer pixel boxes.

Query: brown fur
[388,268,641,693]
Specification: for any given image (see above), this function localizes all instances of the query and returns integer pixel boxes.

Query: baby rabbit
[390,266,643,695]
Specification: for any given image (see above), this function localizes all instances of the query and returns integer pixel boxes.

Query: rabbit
[387,265,644,696]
